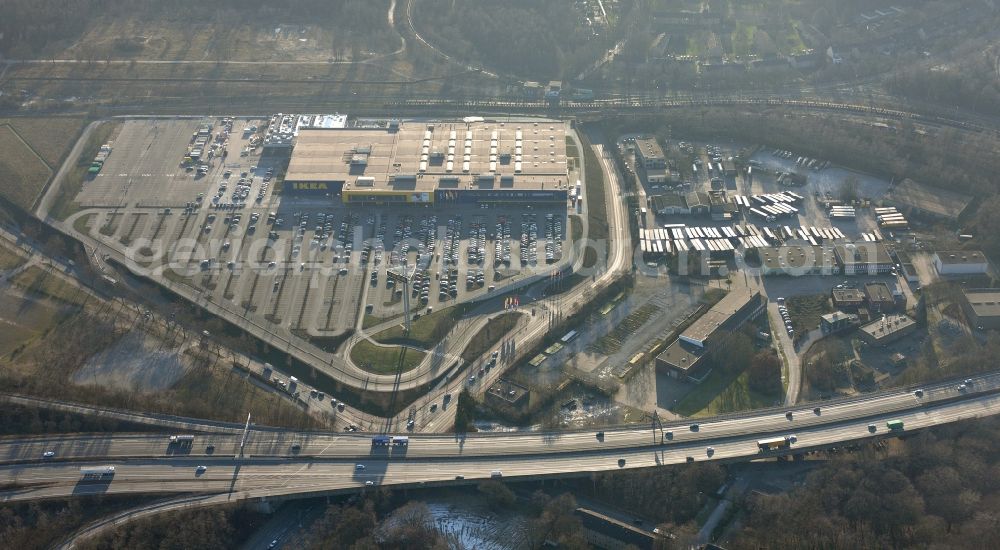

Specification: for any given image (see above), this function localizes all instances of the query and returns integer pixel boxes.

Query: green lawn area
[0,295,68,360]
[785,293,832,335]
[72,213,96,235]
[674,367,782,418]
[349,340,426,375]
[579,130,607,243]
[362,313,402,330]
[372,304,470,349]
[674,368,738,417]
[569,215,583,242]
[0,243,27,270]
[50,122,117,221]
[565,136,580,171]
[461,312,522,364]
[0,117,85,167]
[0,125,53,211]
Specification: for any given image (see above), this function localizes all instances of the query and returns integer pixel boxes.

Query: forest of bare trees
[734,417,1000,548]
[411,0,628,79]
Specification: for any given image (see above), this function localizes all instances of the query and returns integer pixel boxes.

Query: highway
[3,372,999,505]
[3,371,996,549]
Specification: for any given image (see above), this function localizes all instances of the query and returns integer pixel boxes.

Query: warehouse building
[651,194,689,215]
[759,246,837,276]
[962,289,1000,331]
[282,119,570,204]
[656,289,766,382]
[686,191,711,216]
[834,242,893,276]
[933,250,989,276]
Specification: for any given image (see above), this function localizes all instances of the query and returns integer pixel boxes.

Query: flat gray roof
[634,137,665,161]
[964,289,1000,319]
[859,314,916,340]
[284,120,570,193]
[864,282,894,303]
[832,288,865,302]
[681,289,758,347]
[835,242,892,266]
[760,246,835,271]
[935,250,987,265]
[822,311,859,324]
[656,339,706,372]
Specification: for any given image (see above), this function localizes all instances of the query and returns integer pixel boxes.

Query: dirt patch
[73,330,191,392]
[0,292,74,361]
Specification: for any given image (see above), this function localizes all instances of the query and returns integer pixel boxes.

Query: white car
[42,451,55,458]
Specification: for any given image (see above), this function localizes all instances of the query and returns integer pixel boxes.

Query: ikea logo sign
[293,182,329,191]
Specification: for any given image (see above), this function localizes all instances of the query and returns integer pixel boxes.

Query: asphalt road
[7,371,993,549]
[6,387,1000,512]
[2,373,997,504]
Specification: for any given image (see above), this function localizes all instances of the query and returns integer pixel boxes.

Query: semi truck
[757,436,792,452]
[79,466,116,480]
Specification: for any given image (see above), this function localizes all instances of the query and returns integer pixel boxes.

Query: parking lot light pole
[387,267,416,335]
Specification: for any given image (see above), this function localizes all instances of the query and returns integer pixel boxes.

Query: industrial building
[864,282,899,313]
[651,194,689,215]
[282,119,571,205]
[261,113,348,156]
[759,246,837,276]
[634,137,668,184]
[831,288,865,311]
[858,314,917,345]
[485,379,530,412]
[634,137,666,169]
[821,311,860,335]
[933,250,989,276]
[656,289,766,382]
[961,289,1000,330]
[834,242,893,276]
[686,191,711,216]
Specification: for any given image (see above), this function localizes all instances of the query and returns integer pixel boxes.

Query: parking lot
[71,119,573,346]
[356,205,568,322]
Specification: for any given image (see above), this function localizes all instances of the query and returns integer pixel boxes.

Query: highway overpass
[3,372,1000,509]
